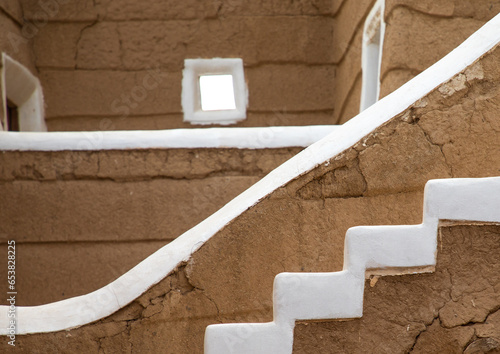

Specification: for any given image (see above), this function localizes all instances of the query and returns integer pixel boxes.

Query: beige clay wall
[3,1,499,130]
[14,37,500,353]
[380,0,500,98]
[0,1,35,73]
[0,147,301,306]
[0,0,37,128]
[293,223,500,353]
[19,0,375,131]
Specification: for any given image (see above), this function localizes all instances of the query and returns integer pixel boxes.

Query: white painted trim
[360,0,386,112]
[0,126,336,151]
[182,58,248,125]
[1,54,47,132]
[0,11,499,337]
[205,177,500,353]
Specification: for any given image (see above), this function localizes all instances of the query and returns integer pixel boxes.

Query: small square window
[182,58,248,125]
[199,75,237,111]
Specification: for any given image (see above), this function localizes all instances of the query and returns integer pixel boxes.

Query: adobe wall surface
[14,39,500,353]
[0,147,301,305]
[19,0,374,131]
[293,223,500,353]
[0,1,35,73]
[380,0,500,98]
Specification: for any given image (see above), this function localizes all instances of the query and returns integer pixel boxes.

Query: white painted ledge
[205,177,500,354]
[0,11,499,338]
[0,126,336,151]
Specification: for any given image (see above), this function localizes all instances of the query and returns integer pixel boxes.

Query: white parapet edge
[0,126,336,151]
[205,177,500,353]
[0,12,499,336]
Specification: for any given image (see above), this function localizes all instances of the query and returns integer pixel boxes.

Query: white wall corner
[182,58,248,125]
[1,53,47,132]
[360,0,386,112]
[0,58,5,131]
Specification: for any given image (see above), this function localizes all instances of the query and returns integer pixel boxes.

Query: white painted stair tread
[204,177,500,353]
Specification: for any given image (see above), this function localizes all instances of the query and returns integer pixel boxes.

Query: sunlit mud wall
[3,1,499,130]
[0,147,301,306]
[380,0,500,98]
[294,222,500,353]
[19,0,375,131]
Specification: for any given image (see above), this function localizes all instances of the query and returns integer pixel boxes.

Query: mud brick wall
[293,223,500,353]
[0,1,35,73]
[3,0,499,131]
[380,0,500,98]
[19,0,375,131]
[13,36,500,354]
[0,147,301,305]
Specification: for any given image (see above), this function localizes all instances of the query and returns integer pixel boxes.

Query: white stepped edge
[1,12,499,336]
[205,177,500,354]
[0,126,336,151]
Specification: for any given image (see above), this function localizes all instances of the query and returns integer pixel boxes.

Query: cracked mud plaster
[13,264,218,353]
[292,47,500,200]
[379,2,494,98]
[0,148,302,182]
[0,148,300,306]
[295,158,367,199]
[293,223,500,353]
[292,102,453,199]
[438,62,484,97]
[416,61,500,178]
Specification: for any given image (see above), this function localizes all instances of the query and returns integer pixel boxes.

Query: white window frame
[1,53,46,131]
[360,0,386,112]
[182,58,248,125]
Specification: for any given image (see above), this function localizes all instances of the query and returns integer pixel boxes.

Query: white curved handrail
[1,11,499,336]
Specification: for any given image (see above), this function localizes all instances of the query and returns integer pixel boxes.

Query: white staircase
[204,177,500,353]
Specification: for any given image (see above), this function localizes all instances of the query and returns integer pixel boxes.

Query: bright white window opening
[360,0,385,112]
[199,75,236,111]
[182,58,248,125]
